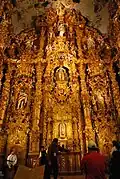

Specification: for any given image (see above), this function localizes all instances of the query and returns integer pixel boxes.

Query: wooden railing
[58,152,81,174]
[27,152,81,175]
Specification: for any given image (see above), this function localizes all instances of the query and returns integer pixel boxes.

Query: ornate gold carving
[0,3,119,164]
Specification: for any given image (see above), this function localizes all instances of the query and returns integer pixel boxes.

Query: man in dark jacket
[44,138,63,179]
[109,142,120,179]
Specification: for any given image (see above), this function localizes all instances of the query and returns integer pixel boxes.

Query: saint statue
[59,123,66,138]
[58,67,65,81]
[16,89,28,109]
[58,24,65,37]
[55,67,68,81]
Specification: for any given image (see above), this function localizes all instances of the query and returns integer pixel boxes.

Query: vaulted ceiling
[10,0,111,34]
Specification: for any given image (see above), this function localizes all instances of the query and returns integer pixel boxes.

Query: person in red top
[81,140,107,179]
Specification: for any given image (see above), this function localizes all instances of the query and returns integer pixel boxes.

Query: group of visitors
[5,138,120,179]
[38,139,120,179]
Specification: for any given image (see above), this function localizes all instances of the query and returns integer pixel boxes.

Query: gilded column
[0,64,11,127]
[43,119,47,147]
[78,63,95,145]
[48,118,52,145]
[0,1,13,124]
[108,0,120,124]
[29,61,44,153]
[0,63,11,154]
[30,26,46,153]
[0,51,3,92]
[68,26,76,56]
[108,64,120,122]
[75,25,88,153]
[75,26,84,58]
[73,117,79,151]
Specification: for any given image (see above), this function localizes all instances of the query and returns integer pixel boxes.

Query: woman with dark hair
[39,146,47,166]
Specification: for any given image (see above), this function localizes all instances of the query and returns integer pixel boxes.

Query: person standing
[110,140,118,156]
[6,148,17,179]
[109,142,120,179]
[39,146,47,166]
[44,138,60,179]
[81,140,107,179]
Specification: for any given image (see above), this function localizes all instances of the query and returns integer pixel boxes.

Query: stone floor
[13,165,109,179]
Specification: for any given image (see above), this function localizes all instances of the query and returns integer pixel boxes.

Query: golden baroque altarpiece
[0,1,120,164]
